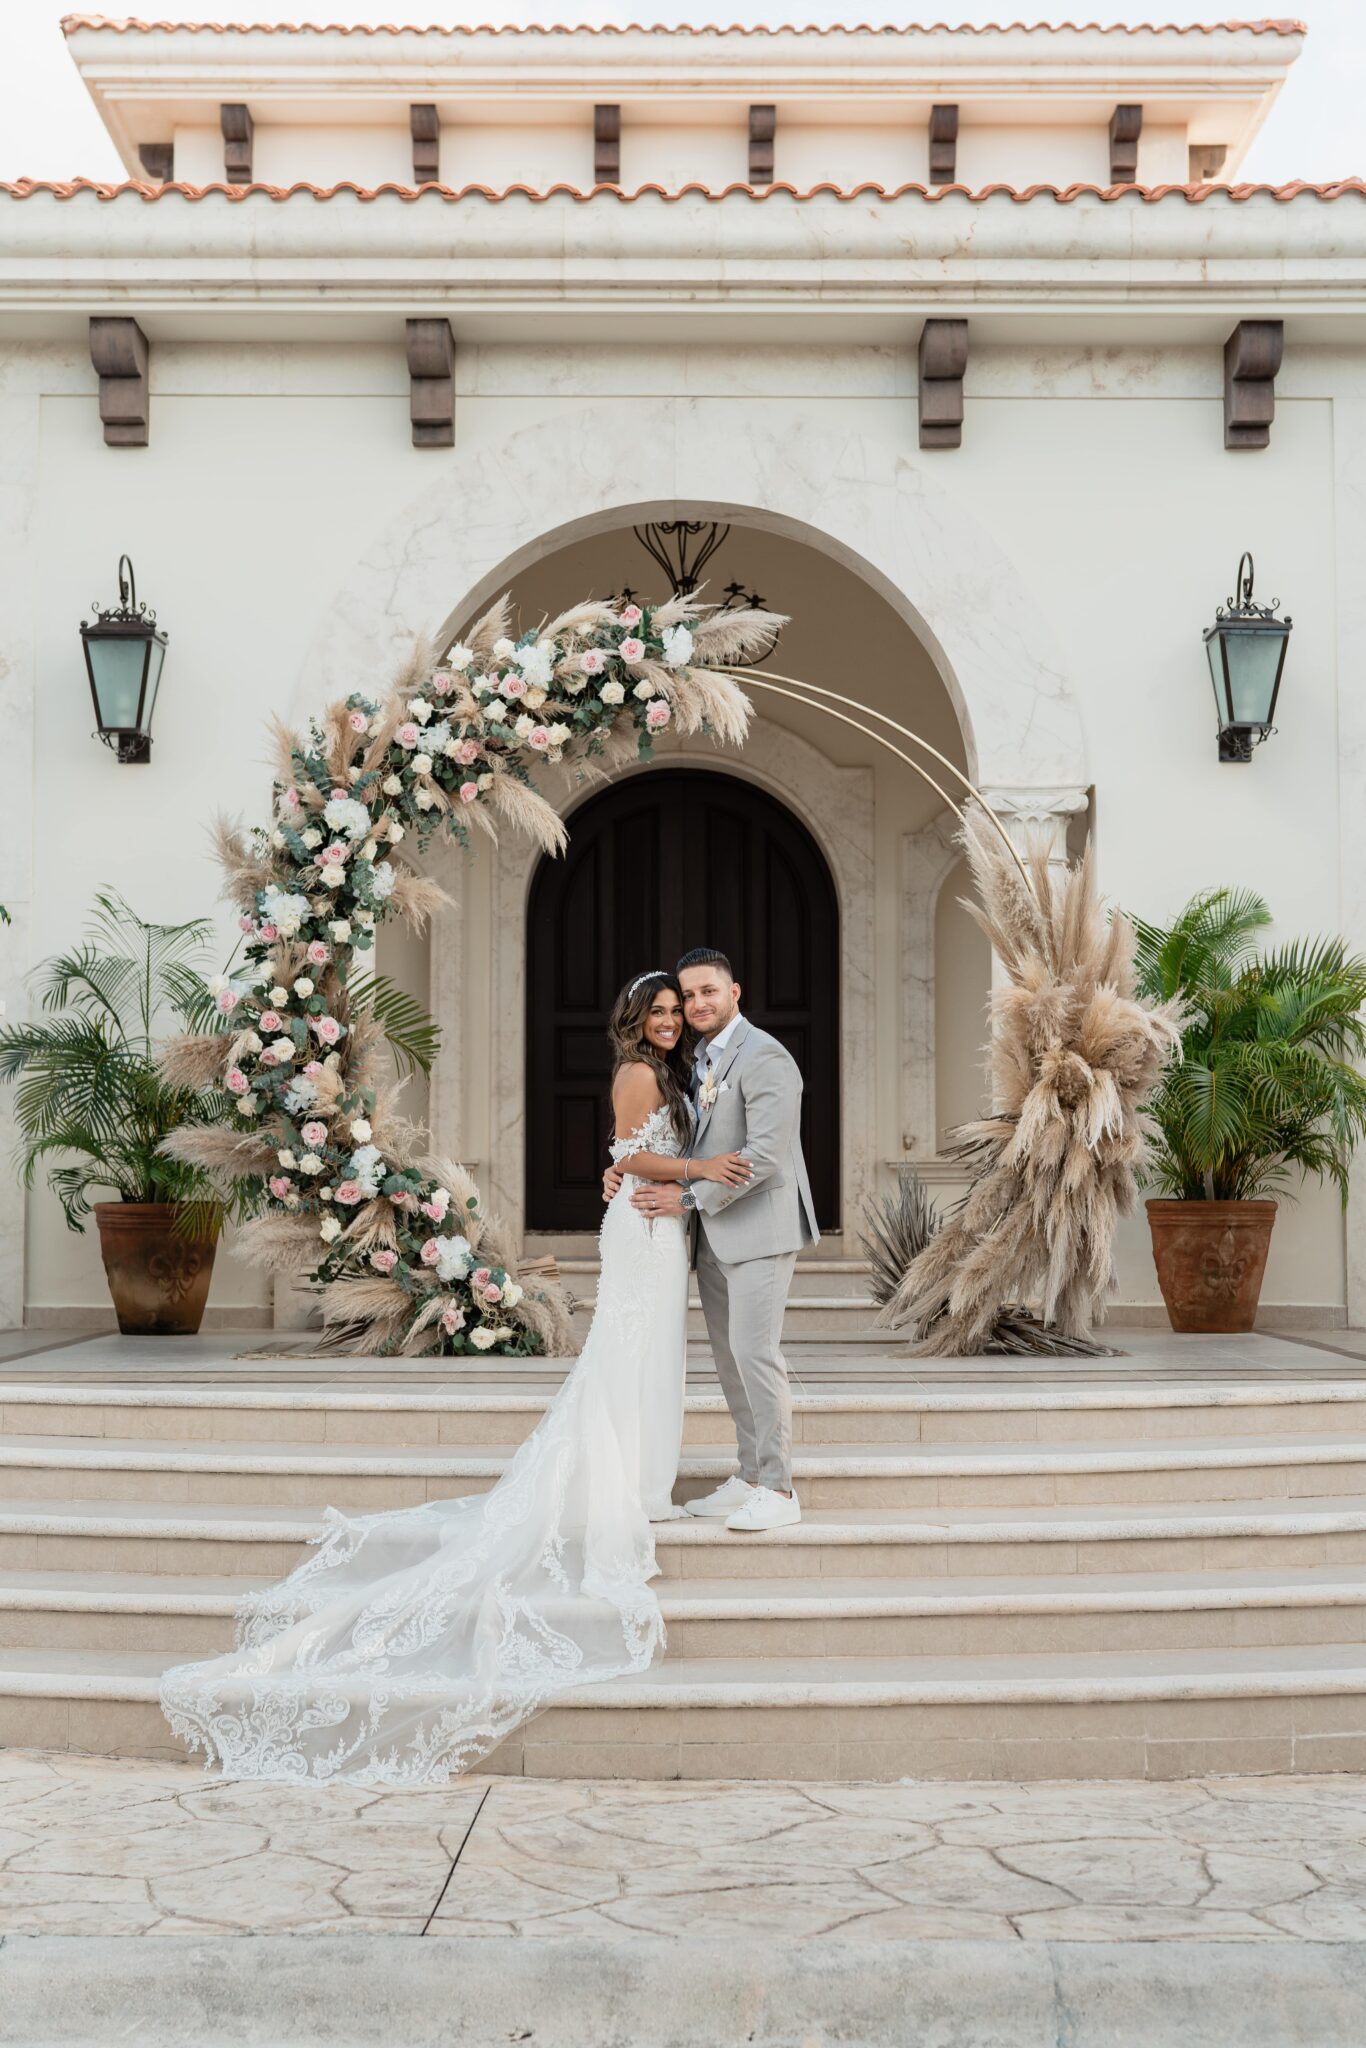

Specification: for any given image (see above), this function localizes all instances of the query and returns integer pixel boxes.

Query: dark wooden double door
[526,769,840,1232]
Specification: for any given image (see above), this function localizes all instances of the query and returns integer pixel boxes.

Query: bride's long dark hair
[607,971,696,1148]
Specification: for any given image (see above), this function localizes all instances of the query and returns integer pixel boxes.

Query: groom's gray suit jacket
[690,1017,819,1262]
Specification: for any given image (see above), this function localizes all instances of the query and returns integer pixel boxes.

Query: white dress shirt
[695,1011,743,1081]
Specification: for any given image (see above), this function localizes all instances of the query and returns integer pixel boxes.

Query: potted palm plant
[0,893,235,1335]
[1134,889,1366,1333]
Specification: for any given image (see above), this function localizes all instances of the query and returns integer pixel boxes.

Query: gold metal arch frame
[719,664,1035,893]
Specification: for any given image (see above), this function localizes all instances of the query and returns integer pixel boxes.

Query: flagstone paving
[0,1748,1364,1940]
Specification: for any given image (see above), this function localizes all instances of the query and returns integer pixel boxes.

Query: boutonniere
[699,1069,720,1111]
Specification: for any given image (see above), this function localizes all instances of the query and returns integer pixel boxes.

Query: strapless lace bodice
[610,1104,683,1163]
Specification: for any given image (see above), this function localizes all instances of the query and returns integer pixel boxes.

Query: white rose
[477,773,493,791]
[271,1036,295,1062]
[239,1031,262,1055]
[278,1149,298,1169]
[411,752,433,776]
[330,919,352,943]
[523,686,548,711]
[661,622,694,669]
[321,863,346,888]
[503,1281,523,1307]
[347,766,361,784]
[357,909,376,928]
[359,840,377,863]
[319,1215,342,1242]
[299,1153,323,1174]
[292,977,314,998]
[447,642,473,672]
[470,1326,499,1351]
[271,829,286,849]
[382,774,402,797]
[599,681,625,706]
[301,828,322,849]
[388,822,404,843]
[368,716,383,737]
[408,698,433,724]
[513,714,535,739]
[350,1117,372,1143]
[564,676,587,695]
[236,1094,258,1117]
[633,680,657,701]
[415,787,435,810]
[271,986,289,1006]
[443,738,463,759]
[319,1186,333,1202]
[493,637,516,661]
[547,722,571,745]
[485,699,507,723]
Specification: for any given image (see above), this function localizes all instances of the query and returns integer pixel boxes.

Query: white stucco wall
[1,336,1354,1324]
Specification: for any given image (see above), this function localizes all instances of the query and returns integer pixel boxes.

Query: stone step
[6,1378,1366,1449]
[3,1641,1365,1779]
[5,1428,1366,1514]
[4,1563,1365,1662]
[560,1256,875,1301]
[5,1492,1366,1579]
[569,1298,885,1338]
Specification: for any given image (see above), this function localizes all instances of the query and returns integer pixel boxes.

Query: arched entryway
[525,768,841,1233]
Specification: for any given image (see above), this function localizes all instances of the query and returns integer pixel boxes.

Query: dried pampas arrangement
[880,806,1182,1356]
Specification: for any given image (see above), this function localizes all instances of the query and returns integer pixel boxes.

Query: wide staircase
[2,1333,1366,1779]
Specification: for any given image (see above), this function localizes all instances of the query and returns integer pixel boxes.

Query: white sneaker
[725,1486,801,1532]
[685,1475,756,1519]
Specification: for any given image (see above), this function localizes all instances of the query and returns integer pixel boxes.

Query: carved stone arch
[294,399,1087,792]
[428,722,875,1242]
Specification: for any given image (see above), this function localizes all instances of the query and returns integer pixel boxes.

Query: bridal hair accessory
[628,971,668,998]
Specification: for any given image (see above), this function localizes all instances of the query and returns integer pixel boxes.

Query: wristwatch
[680,1188,697,1212]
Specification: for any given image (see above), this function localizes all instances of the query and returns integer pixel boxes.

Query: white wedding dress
[159,1104,689,1785]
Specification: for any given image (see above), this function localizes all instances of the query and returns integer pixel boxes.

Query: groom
[609,947,819,1532]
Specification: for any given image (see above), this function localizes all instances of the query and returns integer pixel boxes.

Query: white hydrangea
[260,888,311,938]
[446,642,473,672]
[283,1080,318,1117]
[407,698,434,725]
[492,637,516,661]
[431,1233,473,1283]
[348,1143,386,1198]
[323,794,373,842]
[514,640,555,690]
[661,623,694,669]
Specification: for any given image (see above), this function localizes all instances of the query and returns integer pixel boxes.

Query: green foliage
[0,892,233,1231]
[346,971,441,1081]
[1133,888,1366,1204]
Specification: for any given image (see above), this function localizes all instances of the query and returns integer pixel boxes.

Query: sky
[1,1,1363,186]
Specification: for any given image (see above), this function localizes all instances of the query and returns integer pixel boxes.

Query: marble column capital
[979,785,1089,864]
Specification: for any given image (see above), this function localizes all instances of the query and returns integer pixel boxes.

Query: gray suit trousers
[694,1234,796,1492]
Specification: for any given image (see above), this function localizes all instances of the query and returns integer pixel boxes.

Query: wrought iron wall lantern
[1204,552,1291,764]
[80,555,167,764]
[617,519,781,663]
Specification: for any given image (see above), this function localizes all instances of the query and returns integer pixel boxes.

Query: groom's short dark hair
[677,947,734,980]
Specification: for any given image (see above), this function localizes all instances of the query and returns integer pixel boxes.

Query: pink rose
[420,1198,446,1222]
[454,739,480,765]
[306,940,330,966]
[303,1060,323,1078]
[268,1175,292,1201]
[419,1238,441,1267]
[259,1011,282,1036]
[431,671,453,696]
[371,1249,399,1274]
[238,915,255,934]
[459,782,479,804]
[528,727,551,751]
[257,1048,277,1068]
[259,922,279,942]
[620,637,646,664]
[619,604,643,627]
[484,1283,503,1303]
[300,1120,328,1148]
[581,649,606,675]
[646,702,672,731]
[284,787,300,808]
[216,987,239,1016]
[500,674,527,699]
[314,1017,343,1046]
[225,1067,248,1096]
[335,1180,363,1206]
[471,1267,491,1289]
[440,1304,466,1335]
[395,722,420,750]
[331,788,346,801]
[323,843,349,866]
[348,711,368,733]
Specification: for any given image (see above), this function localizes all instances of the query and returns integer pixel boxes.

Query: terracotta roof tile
[58,16,1310,41]
[5,175,1359,204]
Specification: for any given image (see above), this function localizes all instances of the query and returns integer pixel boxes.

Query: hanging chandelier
[616,520,781,663]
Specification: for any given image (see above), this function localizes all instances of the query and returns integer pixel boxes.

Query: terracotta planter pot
[93,1203,218,1337]
[1145,1198,1277,1334]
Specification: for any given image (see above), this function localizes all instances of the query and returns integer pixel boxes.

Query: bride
[159,969,751,1785]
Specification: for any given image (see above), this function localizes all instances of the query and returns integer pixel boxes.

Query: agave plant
[1133,888,1366,1203]
[0,893,234,1230]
